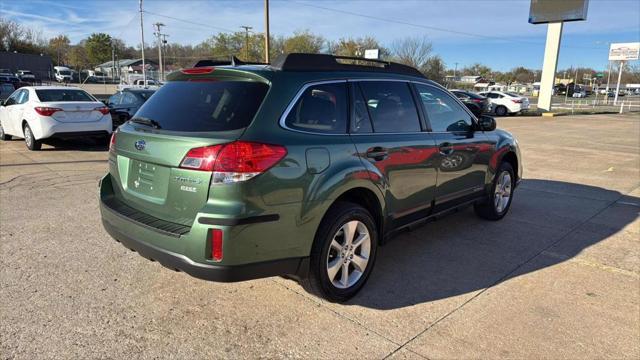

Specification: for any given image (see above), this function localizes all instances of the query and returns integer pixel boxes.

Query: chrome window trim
[278,77,477,136]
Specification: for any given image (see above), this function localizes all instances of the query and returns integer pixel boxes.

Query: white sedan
[478,91,530,116]
[0,86,112,150]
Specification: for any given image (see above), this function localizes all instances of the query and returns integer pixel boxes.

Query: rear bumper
[102,217,307,282]
[98,173,309,282]
[30,115,112,140]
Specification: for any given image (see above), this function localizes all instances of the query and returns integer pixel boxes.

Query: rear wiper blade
[130,116,161,129]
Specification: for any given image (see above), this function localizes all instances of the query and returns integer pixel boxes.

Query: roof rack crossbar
[270,53,425,78]
[193,56,269,68]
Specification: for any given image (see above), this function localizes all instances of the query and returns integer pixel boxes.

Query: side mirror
[464,102,483,118]
[478,115,496,132]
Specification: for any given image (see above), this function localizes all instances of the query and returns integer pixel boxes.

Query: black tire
[0,123,11,141]
[23,123,41,151]
[302,202,378,302]
[474,162,515,220]
[495,105,508,117]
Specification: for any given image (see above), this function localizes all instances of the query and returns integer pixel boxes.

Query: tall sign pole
[538,22,563,111]
[529,0,589,113]
[264,0,270,64]
[614,61,624,105]
[139,0,147,85]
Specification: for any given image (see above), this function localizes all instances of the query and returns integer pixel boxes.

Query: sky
[2,0,639,71]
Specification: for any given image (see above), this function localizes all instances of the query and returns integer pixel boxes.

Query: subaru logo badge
[134,140,146,151]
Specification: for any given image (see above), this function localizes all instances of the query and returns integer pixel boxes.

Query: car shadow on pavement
[348,179,638,309]
[38,137,109,152]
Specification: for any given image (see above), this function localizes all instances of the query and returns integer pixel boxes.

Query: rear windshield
[59,70,71,75]
[36,89,95,102]
[505,92,520,97]
[134,81,269,132]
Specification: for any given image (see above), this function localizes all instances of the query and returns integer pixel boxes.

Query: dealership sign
[609,43,640,61]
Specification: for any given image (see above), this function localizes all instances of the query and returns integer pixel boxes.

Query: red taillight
[181,66,215,74]
[180,144,223,171]
[180,141,287,184]
[512,99,523,104]
[95,106,110,115]
[472,98,483,103]
[210,229,223,261]
[34,107,62,116]
[215,142,287,173]
[109,132,116,152]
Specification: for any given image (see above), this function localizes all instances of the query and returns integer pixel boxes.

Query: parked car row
[0,85,157,150]
[451,89,529,116]
[0,68,39,84]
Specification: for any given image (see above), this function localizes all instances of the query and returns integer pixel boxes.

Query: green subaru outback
[100,53,522,302]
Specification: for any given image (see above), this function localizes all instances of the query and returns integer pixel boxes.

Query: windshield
[36,89,96,102]
[134,81,269,132]
[59,71,71,75]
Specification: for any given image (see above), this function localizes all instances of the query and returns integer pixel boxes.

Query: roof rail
[193,57,269,68]
[270,53,425,78]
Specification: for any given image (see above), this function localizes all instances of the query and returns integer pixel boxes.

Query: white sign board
[609,43,640,61]
[364,49,379,60]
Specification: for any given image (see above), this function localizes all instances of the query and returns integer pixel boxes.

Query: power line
[142,10,236,33]
[291,0,605,50]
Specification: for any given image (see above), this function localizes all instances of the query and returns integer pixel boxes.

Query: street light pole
[153,22,165,82]
[240,26,253,61]
[264,0,270,63]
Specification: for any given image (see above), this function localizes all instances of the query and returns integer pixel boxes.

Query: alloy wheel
[494,171,512,213]
[326,220,371,289]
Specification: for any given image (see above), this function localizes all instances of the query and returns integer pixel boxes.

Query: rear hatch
[35,88,104,122]
[48,102,104,122]
[109,69,270,225]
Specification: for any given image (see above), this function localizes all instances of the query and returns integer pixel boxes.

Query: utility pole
[454,62,458,78]
[139,0,146,85]
[111,40,115,83]
[161,34,169,78]
[240,25,253,61]
[153,22,165,82]
[264,0,270,63]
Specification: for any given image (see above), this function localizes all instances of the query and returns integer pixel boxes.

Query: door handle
[439,142,454,155]
[366,147,389,161]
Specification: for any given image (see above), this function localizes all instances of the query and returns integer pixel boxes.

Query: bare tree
[391,36,433,69]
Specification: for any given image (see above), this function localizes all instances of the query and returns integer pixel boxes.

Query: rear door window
[285,82,347,134]
[135,81,269,132]
[357,81,421,133]
[350,84,373,134]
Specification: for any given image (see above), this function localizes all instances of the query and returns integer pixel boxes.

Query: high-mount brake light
[34,107,63,116]
[179,141,287,184]
[181,67,215,74]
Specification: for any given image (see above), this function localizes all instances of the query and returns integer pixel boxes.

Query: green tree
[422,55,446,84]
[328,36,389,58]
[85,33,112,67]
[67,45,89,71]
[462,63,492,77]
[282,30,325,54]
[48,35,70,65]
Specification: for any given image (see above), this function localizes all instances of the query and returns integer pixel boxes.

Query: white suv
[479,91,530,116]
[0,86,112,150]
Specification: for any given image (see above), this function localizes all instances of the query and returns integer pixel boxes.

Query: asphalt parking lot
[1,114,639,359]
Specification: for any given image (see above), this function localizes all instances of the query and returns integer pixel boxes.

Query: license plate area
[126,159,169,203]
